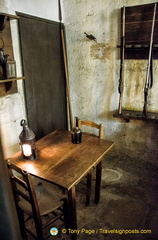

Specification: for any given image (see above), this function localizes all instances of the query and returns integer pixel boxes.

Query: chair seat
[32,176,63,199]
[19,177,65,216]
[18,196,63,216]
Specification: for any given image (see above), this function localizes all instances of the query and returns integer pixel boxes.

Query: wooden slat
[113,109,158,121]
[0,77,25,83]
[121,3,158,59]
[0,12,19,19]
[124,3,157,20]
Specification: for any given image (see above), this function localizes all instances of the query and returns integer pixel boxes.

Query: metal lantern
[19,119,37,160]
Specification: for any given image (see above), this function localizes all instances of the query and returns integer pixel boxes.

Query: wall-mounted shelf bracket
[113,110,158,122]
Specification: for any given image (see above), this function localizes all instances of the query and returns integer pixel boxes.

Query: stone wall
[62,0,158,156]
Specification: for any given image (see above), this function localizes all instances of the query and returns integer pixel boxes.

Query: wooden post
[59,0,73,130]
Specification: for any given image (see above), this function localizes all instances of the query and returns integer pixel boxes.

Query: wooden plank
[17,13,67,140]
[120,3,158,59]
[0,77,25,83]
[125,49,158,59]
[0,12,19,19]
[113,109,158,121]
[124,3,158,20]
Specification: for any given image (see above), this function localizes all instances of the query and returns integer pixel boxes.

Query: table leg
[95,161,102,204]
[86,171,92,206]
[67,186,77,240]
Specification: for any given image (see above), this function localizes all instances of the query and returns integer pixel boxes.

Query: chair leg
[63,198,70,230]
[86,172,92,206]
[34,215,43,240]
[17,208,28,239]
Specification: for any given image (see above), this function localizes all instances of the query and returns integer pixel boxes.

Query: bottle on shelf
[71,117,82,144]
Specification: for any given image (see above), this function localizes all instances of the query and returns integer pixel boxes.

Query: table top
[7,129,114,190]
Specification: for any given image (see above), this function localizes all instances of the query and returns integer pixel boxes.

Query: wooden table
[7,129,114,239]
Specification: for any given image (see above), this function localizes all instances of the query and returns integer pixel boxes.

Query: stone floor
[26,144,158,240]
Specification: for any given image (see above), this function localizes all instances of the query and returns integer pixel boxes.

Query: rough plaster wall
[62,0,158,154]
[0,0,59,158]
[1,0,157,158]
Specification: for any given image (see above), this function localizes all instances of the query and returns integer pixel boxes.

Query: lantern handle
[20,119,27,127]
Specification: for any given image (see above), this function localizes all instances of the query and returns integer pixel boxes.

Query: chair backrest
[7,160,41,224]
[78,120,104,139]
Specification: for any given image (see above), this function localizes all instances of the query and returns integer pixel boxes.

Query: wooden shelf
[0,12,19,20]
[113,110,158,122]
[0,77,25,83]
[117,44,158,49]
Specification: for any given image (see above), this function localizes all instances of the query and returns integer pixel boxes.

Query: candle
[22,144,32,157]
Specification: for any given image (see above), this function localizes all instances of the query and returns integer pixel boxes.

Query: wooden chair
[7,160,70,240]
[78,120,103,206]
